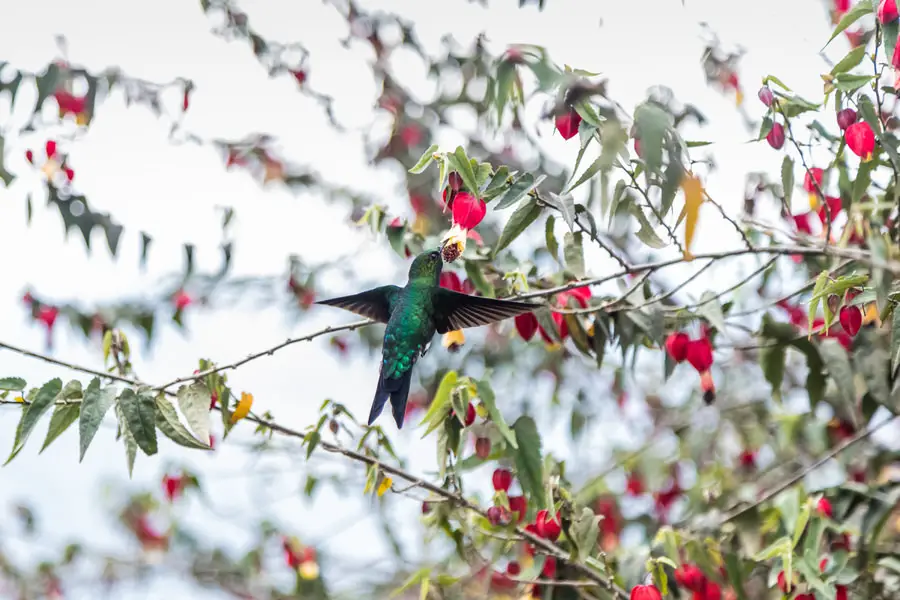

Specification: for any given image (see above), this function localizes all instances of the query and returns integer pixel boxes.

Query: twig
[779,111,833,244]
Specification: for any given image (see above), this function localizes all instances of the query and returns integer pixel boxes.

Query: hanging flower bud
[757,86,774,106]
[448,171,462,192]
[766,122,785,149]
[685,338,713,372]
[817,497,833,518]
[508,495,527,522]
[839,305,862,336]
[630,585,662,600]
[845,121,875,161]
[664,332,689,362]
[535,509,562,541]
[879,0,899,23]
[555,110,582,140]
[515,313,539,341]
[25,149,34,164]
[451,192,486,229]
[492,468,512,491]
[837,108,857,131]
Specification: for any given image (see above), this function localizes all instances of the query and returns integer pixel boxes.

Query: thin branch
[665,256,777,312]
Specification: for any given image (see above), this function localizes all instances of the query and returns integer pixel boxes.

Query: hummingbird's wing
[431,289,537,334]
[316,285,401,323]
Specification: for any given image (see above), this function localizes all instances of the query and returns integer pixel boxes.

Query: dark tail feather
[388,370,413,429]
[368,370,391,426]
[369,368,414,429]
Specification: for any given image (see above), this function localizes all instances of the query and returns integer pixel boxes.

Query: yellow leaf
[230,392,253,424]
[680,173,704,255]
[377,476,393,497]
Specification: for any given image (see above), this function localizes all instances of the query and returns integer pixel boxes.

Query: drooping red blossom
[539,312,568,344]
[817,497,834,518]
[541,556,557,578]
[474,436,491,458]
[685,338,713,372]
[53,90,86,118]
[209,390,219,410]
[845,121,876,161]
[162,474,184,502]
[486,506,509,526]
[440,271,462,292]
[557,286,592,308]
[451,191,487,229]
[492,468,512,492]
[766,122,785,149]
[700,580,722,600]
[879,0,899,23]
[173,290,193,311]
[134,516,168,550]
[282,537,302,568]
[508,495,527,522]
[757,86,774,107]
[836,584,848,600]
[675,564,706,591]
[795,595,816,600]
[555,110,582,140]
[776,570,791,593]
[46,140,58,159]
[837,108,857,131]
[63,166,75,181]
[25,149,34,163]
[792,212,814,235]
[816,196,843,225]
[839,305,862,336]
[399,123,422,147]
[626,471,644,496]
[464,402,476,426]
[37,306,59,330]
[535,509,561,541]
[654,480,683,521]
[803,167,824,193]
[515,313,539,341]
[738,449,756,469]
[630,584,663,600]
[506,561,521,576]
[665,332,689,362]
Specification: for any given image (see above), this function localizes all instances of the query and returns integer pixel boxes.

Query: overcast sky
[0,0,870,598]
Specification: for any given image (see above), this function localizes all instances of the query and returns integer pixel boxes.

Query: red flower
[451,192,486,229]
[557,286,591,308]
[766,122,785,149]
[440,272,462,292]
[836,584,848,600]
[699,580,722,600]
[816,196,843,225]
[803,167,824,193]
[738,449,756,469]
[626,472,644,496]
[555,110,582,140]
[795,595,816,600]
[879,0,899,23]
[173,290,192,311]
[209,390,218,409]
[492,468,512,492]
[634,137,643,157]
[515,313,539,341]
[399,124,422,147]
[839,305,862,336]
[535,509,561,541]
[448,171,462,192]
[845,121,875,161]
[542,556,557,579]
[25,149,34,163]
[63,166,75,181]
[37,305,59,329]
[539,312,568,343]
[675,564,706,591]
[685,338,713,372]
[291,69,307,85]
[464,402,476,426]
[630,584,662,600]
[46,140,57,159]
[776,570,791,593]
[162,474,184,502]
[508,495,527,522]
[757,86,774,107]
[665,332,689,362]
[837,108,857,131]
[53,91,86,118]
[817,497,833,518]
[834,0,850,13]
[792,212,814,235]
[486,506,508,526]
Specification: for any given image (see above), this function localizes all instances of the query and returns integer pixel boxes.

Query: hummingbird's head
[408,249,443,283]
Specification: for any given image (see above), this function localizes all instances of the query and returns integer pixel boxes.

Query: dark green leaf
[834,73,874,93]
[511,416,545,507]
[831,46,868,75]
[534,307,561,344]
[449,147,480,199]
[858,95,880,134]
[0,377,26,391]
[115,402,138,477]
[819,339,857,425]
[419,371,457,437]
[476,379,517,449]
[483,165,511,200]
[634,102,672,172]
[79,378,116,461]
[760,344,786,400]
[885,20,899,70]
[565,154,606,195]
[545,215,559,260]
[892,304,900,378]
[757,116,774,141]
[824,2,873,48]
[660,157,684,217]
[493,197,541,257]
[852,159,873,205]
[563,231,585,278]
[119,389,158,456]
[463,260,494,298]
[571,506,599,561]
[176,382,212,445]
[41,404,80,453]
[155,394,210,449]
[6,378,62,464]
[493,173,544,209]
[408,144,440,174]
[305,431,321,459]
[781,156,794,204]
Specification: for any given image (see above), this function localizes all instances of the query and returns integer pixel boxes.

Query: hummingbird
[317,249,537,429]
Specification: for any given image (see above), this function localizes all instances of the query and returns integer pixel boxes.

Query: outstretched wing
[316,285,401,323]
[432,289,537,334]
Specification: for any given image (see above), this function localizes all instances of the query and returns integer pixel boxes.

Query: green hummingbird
[317,249,536,429]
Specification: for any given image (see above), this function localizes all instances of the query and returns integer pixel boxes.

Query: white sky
[0,0,878,598]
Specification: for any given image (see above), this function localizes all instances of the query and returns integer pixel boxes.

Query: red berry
[630,584,663,600]
[475,436,491,458]
[506,561,521,576]
[817,497,833,518]
[508,495,527,522]
[555,110,582,140]
[766,122,785,149]
[837,108,857,131]
[758,86,774,107]
[451,192,487,229]
[492,468,512,492]
[535,509,561,541]
[839,305,862,337]
[464,402,476,426]
[664,332,689,362]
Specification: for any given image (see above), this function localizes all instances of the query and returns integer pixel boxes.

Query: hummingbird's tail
[369,368,413,429]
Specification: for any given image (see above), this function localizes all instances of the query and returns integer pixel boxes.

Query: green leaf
[858,95,881,134]
[856,343,891,410]
[563,231,585,278]
[419,371,458,437]
[534,308,561,344]
[756,116,774,141]
[483,165,512,200]
[449,146,480,199]
[781,156,794,204]
[834,73,874,93]
[697,291,727,333]
[824,2,873,48]
[565,154,607,194]
[885,20,900,70]
[0,377,26,391]
[408,144,439,174]
[660,157,684,217]
[176,382,212,445]
[631,205,668,249]
[760,343,787,399]
[764,75,793,91]
[753,535,792,561]
[40,404,80,453]
[545,215,559,260]
[78,378,116,461]
[852,159,873,205]
[493,197,541,257]
[892,304,900,378]
[511,416,545,507]
[6,378,62,464]
[463,260,494,298]
[118,389,158,456]
[450,385,469,427]
[809,270,830,332]
[780,95,821,119]
[634,102,672,173]
[476,379,517,449]
[155,394,210,449]
[474,162,493,190]
[543,192,576,232]
[819,339,857,424]
[831,46,868,75]
[115,402,138,477]
[305,430,321,459]
[493,173,544,210]
[571,506,600,561]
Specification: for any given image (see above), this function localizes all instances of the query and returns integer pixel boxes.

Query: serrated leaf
[119,389,158,456]
[493,197,541,257]
[78,378,116,461]
[115,402,138,477]
[176,382,212,445]
[824,3,873,48]
[449,147,480,199]
[40,404,80,453]
[155,394,210,449]
[781,156,794,204]
[831,45,868,75]
[493,173,544,210]
[563,231,585,278]
[544,192,576,232]
[408,144,439,174]
[6,378,62,464]
[0,377,26,391]
[512,416,545,507]
[420,371,458,437]
[475,379,516,449]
